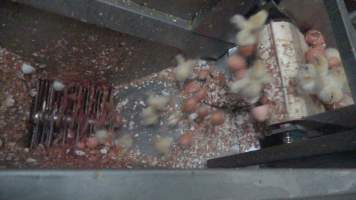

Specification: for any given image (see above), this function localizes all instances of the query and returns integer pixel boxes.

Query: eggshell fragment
[198,69,210,81]
[194,88,208,102]
[210,111,225,126]
[183,81,201,94]
[179,132,193,146]
[182,98,199,113]
[197,106,210,119]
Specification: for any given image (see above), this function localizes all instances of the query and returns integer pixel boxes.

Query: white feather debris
[52,80,65,91]
[21,63,36,74]
[95,129,109,143]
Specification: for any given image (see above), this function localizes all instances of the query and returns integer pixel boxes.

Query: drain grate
[30,79,113,147]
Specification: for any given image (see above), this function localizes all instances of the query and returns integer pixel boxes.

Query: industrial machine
[1,0,356,199]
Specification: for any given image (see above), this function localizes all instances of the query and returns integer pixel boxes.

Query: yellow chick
[296,64,318,95]
[316,75,344,104]
[325,48,340,60]
[147,95,170,111]
[142,106,159,125]
[311,55,329,76]
[153,135,173,156]
[330,66,350,92]
[230,60,271,103]
[236,29,257,46]
[175,54,197,82]
[230,10,268,32]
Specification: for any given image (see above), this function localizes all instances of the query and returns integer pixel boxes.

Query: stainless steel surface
[1,170,356,200]
[14,0,236,59]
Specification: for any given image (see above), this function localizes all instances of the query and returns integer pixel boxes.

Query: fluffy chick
[147,95,170,111]
[231,10,268,32]
[316,75,344,104]
[310,54,329,76]
[325,48,340,60]
[142,106,159,125]
[330,66,350,92]
[296,64,318,94]
[229,60,271,103]
[236,29,257,46]
[175,54,197,82]
[153,136,173,156]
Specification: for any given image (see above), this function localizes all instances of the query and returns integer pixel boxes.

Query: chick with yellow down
[229,60,271,103]
[230,10,268,32]
[175,55,197,82]
[297,55,344,104]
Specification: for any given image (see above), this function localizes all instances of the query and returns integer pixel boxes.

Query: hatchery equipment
[1,0,356,199]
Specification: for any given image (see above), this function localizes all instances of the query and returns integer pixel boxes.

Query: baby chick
[153,135,173,156]
[296,64,318,94]
[142,106,159,125]
[310,55,329,76]
[231,10,268,32]
[147,95,170,111]
[316,75,344,104]
[175,54,197,82]
[236,29,257,46]
[325,48,340,59]
[330,66,350,92]
[229,60,271,103]
[325,48,342,67]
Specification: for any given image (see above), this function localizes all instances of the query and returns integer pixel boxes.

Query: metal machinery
[1,0,356,199]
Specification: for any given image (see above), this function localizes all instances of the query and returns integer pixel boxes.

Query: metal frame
[208,0,356,168]
[13,0,260,59]
[1,169,356,199]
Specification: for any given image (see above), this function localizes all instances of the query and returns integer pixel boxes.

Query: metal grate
[30,79,113,147]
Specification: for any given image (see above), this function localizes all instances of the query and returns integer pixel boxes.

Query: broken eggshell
[183,81,201,94]
[179,132,193,146]
[210,111,225,126]
[182,98,199,113]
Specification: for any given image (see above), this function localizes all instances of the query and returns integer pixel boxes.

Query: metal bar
[207,129,356,168]
[324,0,356,100]
[1,170,356,200]
[14,0,235,59]
[301,105,356,129]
